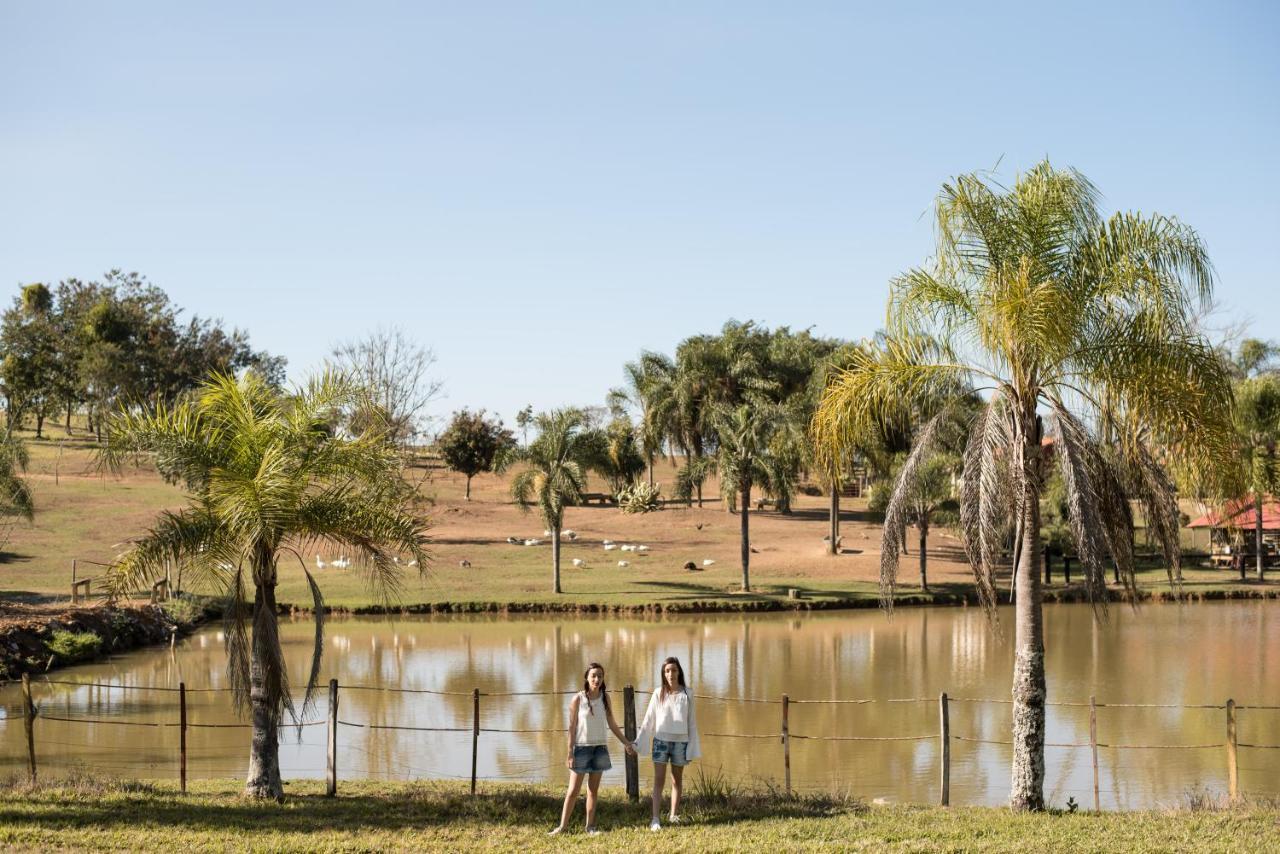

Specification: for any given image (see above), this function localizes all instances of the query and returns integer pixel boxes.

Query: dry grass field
[0,431,1271,611]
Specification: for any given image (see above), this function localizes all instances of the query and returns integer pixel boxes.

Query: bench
[581,492,614,506]
[754,498,779,511]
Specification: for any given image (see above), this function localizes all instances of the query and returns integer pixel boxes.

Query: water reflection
[1,602,1276,808]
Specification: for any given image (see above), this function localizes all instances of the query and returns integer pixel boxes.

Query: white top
[634,687,701,760]
[573,691,609,747]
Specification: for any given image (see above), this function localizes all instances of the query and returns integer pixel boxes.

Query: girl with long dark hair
[633,656,701,831]
[549,662,635,836]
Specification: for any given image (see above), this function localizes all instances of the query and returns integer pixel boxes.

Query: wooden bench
[754,498,779,511]
[581,492,614,506]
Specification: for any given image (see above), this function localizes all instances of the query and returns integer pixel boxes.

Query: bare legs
[650,762,684,823]
[585,772,602,828]
[556,771,603,831]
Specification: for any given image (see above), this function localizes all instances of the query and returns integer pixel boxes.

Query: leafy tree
[609,352,675,486]
[515,404,534,446]
[99,372,428,799]
[813,162,1233,810]
[0,284,60,438]
[673,455,715,508]
[437,409,516,500]
[509,409,593,594]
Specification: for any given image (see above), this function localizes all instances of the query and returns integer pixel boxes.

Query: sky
[2,2,1278,430]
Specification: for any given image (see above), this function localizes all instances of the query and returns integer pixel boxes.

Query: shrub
[46,630,103,663]
[617,481,662,514]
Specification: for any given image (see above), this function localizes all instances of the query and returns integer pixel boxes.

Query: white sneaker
[586,827,601,836]
[668,815,681,824]
[548,826,565,836]
[650,820,662,832]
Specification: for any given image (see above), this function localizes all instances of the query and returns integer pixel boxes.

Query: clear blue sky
[3,2,1277,429]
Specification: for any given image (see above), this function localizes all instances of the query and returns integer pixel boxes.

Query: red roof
[1188,496,1280,529]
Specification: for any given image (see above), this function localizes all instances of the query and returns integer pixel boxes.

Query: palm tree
[1231,375,1280,580]
[715,403,786,592]
[509,409,591,594]
[98,372,429,800]
[871,453,959,593]
[812,162,1233,810]
[610,352,674,487]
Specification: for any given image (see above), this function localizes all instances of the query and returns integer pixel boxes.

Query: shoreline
[287,582,1280,616]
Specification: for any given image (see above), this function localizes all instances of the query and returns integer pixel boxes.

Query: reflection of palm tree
[100,373,428,799]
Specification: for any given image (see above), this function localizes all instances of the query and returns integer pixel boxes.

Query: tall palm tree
[509,409,591,594]
[813,162,1233,810]
[99,372,429,800]
[715,403,786,592]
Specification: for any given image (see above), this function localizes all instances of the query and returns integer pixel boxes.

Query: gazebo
[1186,496,1280,567]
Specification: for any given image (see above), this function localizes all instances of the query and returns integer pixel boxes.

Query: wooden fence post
[326,679,338,796]
[179,682,187,794]
[1089,695,1099,811]
[938,692,950,806]
[1226,698,1238,802]
[782,694,791,797]
[623,685,639,802]
[471,689,480,795]
[21,673,36,784]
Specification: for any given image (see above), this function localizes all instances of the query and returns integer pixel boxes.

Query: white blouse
[634,688,701,760]
[573,692,609,746]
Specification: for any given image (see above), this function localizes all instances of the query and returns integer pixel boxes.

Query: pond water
[1,601,1276,809]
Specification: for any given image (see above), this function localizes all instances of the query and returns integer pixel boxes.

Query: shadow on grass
[0,774,864,835]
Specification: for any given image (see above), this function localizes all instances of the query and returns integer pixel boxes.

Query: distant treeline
[0,270,284,439]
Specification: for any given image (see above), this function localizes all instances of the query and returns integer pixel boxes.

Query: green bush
[617,481,661,514]
[46,630,103,663]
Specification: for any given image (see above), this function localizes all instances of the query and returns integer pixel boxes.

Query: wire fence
[7,673,1278,809]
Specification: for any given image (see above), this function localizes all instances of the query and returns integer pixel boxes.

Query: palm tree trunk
[648,452,655,488]
[1256,493,1265,581]
[245,584,284,800]
[740,483,751,592]
[1010,462,1046,811]
[35,412,44,439]
[919,518,929,593]
[552,524,562,594]
[828,482,839,555]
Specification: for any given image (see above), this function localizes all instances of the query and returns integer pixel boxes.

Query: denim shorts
[571,744,612,774]
[652,738,689,766]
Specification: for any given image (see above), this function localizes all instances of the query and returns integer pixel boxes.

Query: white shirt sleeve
[634,690,659,753]
[685,690,701,760]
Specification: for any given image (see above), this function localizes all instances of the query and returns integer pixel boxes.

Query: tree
[508,409,592,594]
[813,162,1232,810]
[1231,374,1280,580]
[586,418,647,495]
[870,453,959,592]
[0,284,60,438]
[330,327,443,447]
[610,352,676,487]
[714,403,787,592]
[99,372,428,799]
[437,409,516,500]
[515,405,534,446]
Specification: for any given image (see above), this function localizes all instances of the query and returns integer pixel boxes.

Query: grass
[45,629,103,663]
[3,432,1277,613]
[0,776,1275,852]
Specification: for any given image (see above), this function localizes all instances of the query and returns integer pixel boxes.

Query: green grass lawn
[0,777,1274,852]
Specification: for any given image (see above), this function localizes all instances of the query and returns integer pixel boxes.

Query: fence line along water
[11,673,1279,810]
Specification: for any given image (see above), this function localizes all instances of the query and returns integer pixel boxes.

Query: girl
[549,662,636,836]
[633,656,700,831]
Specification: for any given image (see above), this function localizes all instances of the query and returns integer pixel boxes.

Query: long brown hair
[581,662,611,716]
[658,656,687,702]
